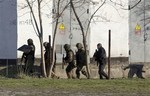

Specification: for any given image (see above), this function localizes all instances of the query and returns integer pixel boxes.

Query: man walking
[63,44,76,79]
[21,38,35,75]
[75,43,87,79]
[43,42,58,78]
[93,43,109,79]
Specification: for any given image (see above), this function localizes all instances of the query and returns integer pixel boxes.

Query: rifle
[62,54,65,69]
[93,49,99,66]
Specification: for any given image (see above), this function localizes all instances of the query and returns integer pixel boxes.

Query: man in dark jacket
[76,43,87,79]
[93,43,108,79]
[21,38,35,75]
[43,42,58,78]
[63,44,76,79]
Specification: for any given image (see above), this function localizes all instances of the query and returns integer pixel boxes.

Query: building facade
[17,0,129,63]
[52,0,91,62]
[0,0,17,65]
[129,0,150,63]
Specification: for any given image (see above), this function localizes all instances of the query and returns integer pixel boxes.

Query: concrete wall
[19,57,149,79]
[1,57,150,78]
[54,57,150,79]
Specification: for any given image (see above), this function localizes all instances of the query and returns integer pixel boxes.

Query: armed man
[63,44,76,79]
[75,43,88,79]
[43,42,49,75]
[21,38,35,75]
[93,43,109,79]
[43,42,58,78]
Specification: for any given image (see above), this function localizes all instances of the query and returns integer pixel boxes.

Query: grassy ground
[0,78,149,96]
[0,64,150,95]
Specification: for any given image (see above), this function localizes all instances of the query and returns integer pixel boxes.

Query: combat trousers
[66,61,76,79]
[76,64,87,79]
[98,60,108,79]
[24,55,34,75]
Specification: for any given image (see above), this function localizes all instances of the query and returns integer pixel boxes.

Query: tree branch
[38,0,43,37]
[26,0,41,36]
[86,0,106,37]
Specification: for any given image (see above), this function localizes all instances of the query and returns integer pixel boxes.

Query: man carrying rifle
[43,42,58,78]
[63,44,76,79]
[62,54,65,69]
[93,43,108,79]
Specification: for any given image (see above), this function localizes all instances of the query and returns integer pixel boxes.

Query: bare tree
[25,0,47,77]
[70,0,107,79]
[20,0,70,78]
[110,0,142,10]
[48,0,70,78]
[48,0,61,78]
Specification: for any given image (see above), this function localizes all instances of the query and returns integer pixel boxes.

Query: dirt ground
[0,88,149,96]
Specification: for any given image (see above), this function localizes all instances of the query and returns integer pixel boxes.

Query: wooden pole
[108,30,111,79]
[49,35,51,64]
[49,35,51,76]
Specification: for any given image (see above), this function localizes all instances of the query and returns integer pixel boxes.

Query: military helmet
[76,43,83,49]
[97,43,102,46]
[43,42,48,47]
[64,44,70,50]
[27,38,33,45]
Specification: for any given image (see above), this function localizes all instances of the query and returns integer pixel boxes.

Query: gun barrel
[62,54,65,69]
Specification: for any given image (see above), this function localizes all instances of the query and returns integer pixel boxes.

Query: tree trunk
[39,38,47,77]
[37,0,47,78]
[48,0,61,78]
[70,0,90,78]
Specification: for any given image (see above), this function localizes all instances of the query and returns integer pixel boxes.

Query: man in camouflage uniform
[21,39,35,75]
[75,43,87,79]
[63,44,76,79]
[93,43,108,79]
